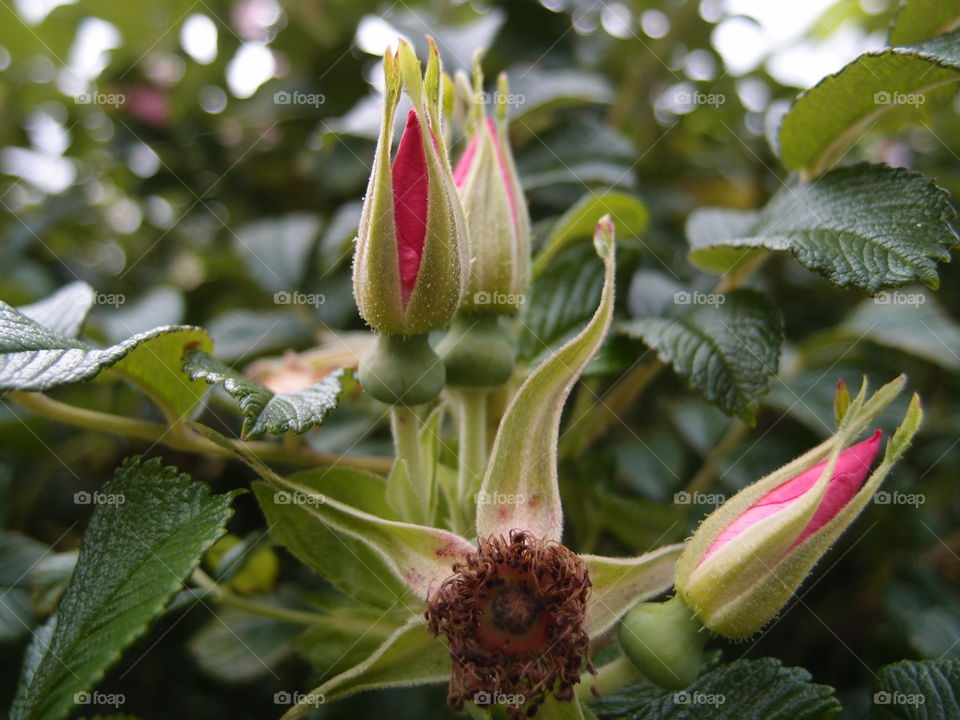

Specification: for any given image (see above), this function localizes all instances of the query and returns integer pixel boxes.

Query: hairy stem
[191,569,323,625]
[390,404,429,523]
[454,388,488,506]
[577,654,644,701]
[8,391,392,473]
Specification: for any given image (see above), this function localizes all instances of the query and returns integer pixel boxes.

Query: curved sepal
[581,544,685,638]
[280,617,450,719]
[476,217,616,542]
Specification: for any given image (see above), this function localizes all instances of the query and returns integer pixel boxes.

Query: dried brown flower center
[426,529,593,719]
[491,580,541,635]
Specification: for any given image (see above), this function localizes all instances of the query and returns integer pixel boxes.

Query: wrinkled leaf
[620,290,783,422]
[687,164,957,293]
[10,457,235,720]
[874,659,960,719]
[183,349,354,438]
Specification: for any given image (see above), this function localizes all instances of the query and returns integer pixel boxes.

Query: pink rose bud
[353,40,466,337]
[451,66,530,314]
[675,422,898,639]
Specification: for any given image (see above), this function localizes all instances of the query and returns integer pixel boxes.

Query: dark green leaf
[620,290,783,421]
[10,457,235,720]
[874,659,960,719]
[0,531,47,642]
[591,658,841,720]
[687,164,957,292]
[232,214,321,294]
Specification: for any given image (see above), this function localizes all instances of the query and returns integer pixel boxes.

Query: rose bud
[675,431,884,639]
[438,57,529,388]
[353,39,467,405]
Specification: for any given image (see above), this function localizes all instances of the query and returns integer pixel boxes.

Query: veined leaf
[591,658,840,720]
[620,290,783,422]
[779,32,960,176]
[874,659,960,719]
[17,282,94,338]
[182,349,355,439]
[10,457,235,720]
[686,164,957,293]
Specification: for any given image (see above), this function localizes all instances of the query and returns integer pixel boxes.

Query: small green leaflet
[620,289,783,422]
[182,349,355,439]
[10,457,235,720]
[687,164,957,293]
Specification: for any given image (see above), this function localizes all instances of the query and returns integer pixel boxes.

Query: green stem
[390,404,428,523]
[191,569,323,625]
[576,654,644,701]
[455,388,488,507]
[9,391,392,474]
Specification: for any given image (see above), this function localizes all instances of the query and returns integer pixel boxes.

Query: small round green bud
[436,312,515,388]
[618,594,707,690]
[358,333,445,406]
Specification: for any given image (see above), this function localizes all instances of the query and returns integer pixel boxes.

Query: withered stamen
[425,529,593,719]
